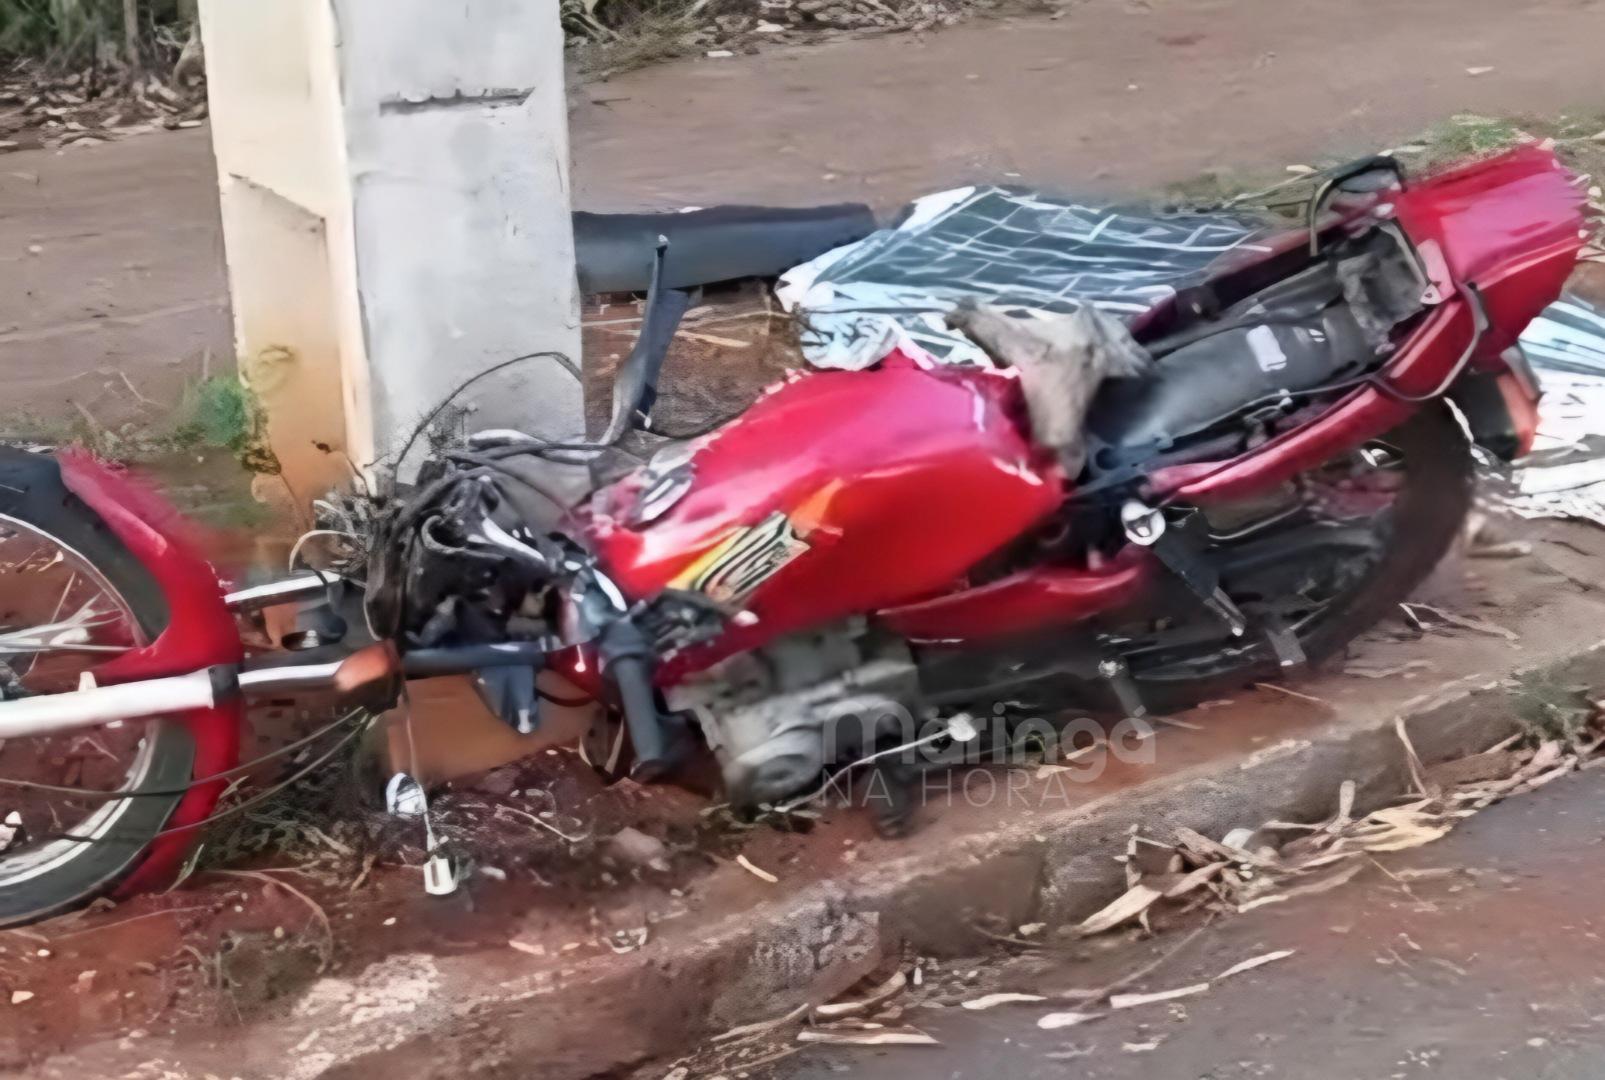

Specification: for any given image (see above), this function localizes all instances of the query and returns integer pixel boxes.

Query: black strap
[604,236,694,444]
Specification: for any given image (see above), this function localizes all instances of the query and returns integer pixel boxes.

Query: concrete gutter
[37,526,1605,1080]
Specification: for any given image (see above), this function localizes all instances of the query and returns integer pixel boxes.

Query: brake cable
[0,706,369,801]
[13,713,374,849]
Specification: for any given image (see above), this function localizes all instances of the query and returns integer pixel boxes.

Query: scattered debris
[1399,602,1520,643]
[962,992,1047,1010]
[606,826,672,872]
[1214,949,1296,981]
[1109,982,1210,1010]
[1066,711,1601,933]
[796,1027,939,1046]
[0,59,208,150]
[1073,883,1163,937]
[1468,540,1533,559]
[1037,1010,1105,1030]
[604,927,651,953]
[735,853,779,883]
[1123,1039,1162,1053]
[1253,682,1329,706]
[711,1004,812,1044]
[1344,660,1434,679]
[9,990,33,1005]
[1466,66,1496,76]
[814,971,907,1019]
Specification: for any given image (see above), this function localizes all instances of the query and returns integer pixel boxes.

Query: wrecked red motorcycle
[0,145,1586,924]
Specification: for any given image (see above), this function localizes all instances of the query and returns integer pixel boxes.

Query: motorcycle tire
[1127,400,1475,715]
[0,449,196,927]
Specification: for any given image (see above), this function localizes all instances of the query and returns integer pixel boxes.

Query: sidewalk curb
[45,638,1605,1080]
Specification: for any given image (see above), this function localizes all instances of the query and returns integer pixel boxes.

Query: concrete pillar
[198,0,582,503]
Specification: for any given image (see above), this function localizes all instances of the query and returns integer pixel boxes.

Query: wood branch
[122,0,144,88]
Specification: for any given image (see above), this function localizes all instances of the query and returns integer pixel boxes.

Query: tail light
[1497,345,1542,460]
[1496,372,1541,460]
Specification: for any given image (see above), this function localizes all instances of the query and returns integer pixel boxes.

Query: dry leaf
[1073,883,1162,936]
[1238,861,1363,912]
[711,1003,811,1044]
[736,854,778,883]
[1109,982,1210,1009]
[1214,949,1295,981]
[1160,862,1226,899]
[1174,825,1280,868]
[962,993,1046,1011]
[1394,716,1433,797]
[1254,683,1327,706]
[797,1028,938,1046]
[1399,602,1518,642]
[814,971,908,1019]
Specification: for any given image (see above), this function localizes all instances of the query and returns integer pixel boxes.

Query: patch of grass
[1511,670,1596,748]
[575,25,691,76]
[1161,167,1288,213]
[1419,114,1524,160]
[4,372,281,483]
[566,0,727,77]
[169,375,281,475]
[173,375,255,452]
[1160,107,1605,222]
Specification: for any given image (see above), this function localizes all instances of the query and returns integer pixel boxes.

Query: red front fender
[56,452,244,894]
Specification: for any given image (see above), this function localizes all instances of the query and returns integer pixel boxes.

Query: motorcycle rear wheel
[1117,401,1475,714]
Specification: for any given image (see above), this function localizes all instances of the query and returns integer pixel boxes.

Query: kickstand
[389,693,460,897]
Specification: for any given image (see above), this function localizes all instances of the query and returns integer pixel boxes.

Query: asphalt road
[780,767,1605,1080]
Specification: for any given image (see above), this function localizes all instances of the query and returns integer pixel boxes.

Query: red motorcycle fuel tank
[579,349,1065,675]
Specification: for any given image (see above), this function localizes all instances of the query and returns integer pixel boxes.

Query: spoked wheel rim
[0,512,163,887]
[1106,435,1413,686]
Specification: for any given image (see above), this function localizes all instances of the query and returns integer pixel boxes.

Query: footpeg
[1261,614,1306,670]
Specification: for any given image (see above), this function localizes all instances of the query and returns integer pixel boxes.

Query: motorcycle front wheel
[0,450,196,927]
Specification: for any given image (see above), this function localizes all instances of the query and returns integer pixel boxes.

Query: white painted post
[199,0,582,503]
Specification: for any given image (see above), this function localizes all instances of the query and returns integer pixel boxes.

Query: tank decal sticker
[670,511,809,605]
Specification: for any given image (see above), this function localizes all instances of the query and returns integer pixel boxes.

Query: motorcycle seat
[573,203,876,294]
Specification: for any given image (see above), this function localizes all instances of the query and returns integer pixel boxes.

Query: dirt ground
[3,0,1604,429]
